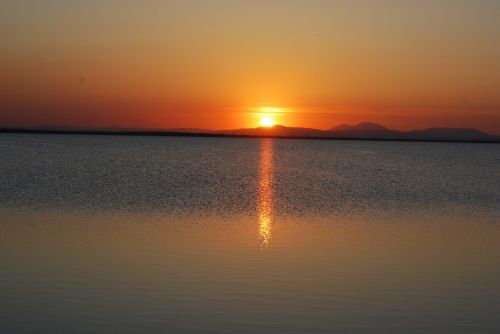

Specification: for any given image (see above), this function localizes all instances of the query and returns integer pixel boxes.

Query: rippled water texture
[1,134,499,333]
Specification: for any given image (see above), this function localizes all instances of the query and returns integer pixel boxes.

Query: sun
[260,117,274,127]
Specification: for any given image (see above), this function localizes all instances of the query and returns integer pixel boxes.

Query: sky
[1,0,500,133]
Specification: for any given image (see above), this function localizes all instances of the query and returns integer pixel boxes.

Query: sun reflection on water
[258,139,274,249]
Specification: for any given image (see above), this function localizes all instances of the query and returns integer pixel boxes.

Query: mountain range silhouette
[2,122,499,143]
[215,122,499,142]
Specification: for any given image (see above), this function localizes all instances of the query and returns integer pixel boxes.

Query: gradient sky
[1,0,500,133]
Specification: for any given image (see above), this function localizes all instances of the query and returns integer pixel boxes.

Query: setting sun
[261,117,274,127]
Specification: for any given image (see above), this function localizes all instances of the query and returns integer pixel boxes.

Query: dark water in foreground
[1,134,499,333]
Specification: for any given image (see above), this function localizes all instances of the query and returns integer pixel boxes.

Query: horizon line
[1,127,499,144]
[1,122,499,137]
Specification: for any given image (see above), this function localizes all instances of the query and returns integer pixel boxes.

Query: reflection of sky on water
[1,134,500,333]
[1,135,498,221]
[258,139,274,249]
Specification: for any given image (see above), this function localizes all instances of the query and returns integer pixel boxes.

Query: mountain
[406,127,493,141]
[216,125,326,138]
[331,122,388,132]
[213,123,499,142]
[2,123,499,142]
[327,122,403,139]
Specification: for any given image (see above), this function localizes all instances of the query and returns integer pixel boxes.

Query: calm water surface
[1,134,499,333]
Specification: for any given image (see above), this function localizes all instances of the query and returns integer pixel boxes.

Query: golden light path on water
[258,139,274,249]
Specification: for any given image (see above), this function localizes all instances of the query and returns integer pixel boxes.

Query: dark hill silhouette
[331,122,388,132]
[214,122,498,142]
[406,127,493,141]
[2,123,499,143]
[327,122,403,139]
[217,125,325,138]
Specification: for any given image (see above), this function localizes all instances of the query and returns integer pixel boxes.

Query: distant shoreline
[1,128,499,144]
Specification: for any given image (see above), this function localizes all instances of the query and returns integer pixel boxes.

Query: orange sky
[1,1,500,133]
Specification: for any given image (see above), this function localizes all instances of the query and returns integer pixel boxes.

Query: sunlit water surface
[1,134,499,333]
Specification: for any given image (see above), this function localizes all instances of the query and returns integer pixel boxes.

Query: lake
[1,134,499,333]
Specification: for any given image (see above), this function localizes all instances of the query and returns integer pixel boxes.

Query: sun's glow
[261,117,274,127]
[260,107,283,114]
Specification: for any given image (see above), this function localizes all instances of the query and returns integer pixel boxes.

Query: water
[1,133,499,333]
